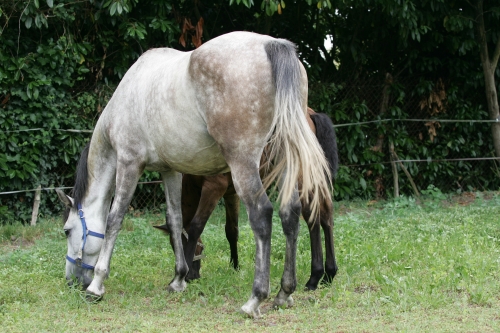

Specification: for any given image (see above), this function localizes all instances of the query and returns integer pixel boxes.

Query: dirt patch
[354,284,380,294]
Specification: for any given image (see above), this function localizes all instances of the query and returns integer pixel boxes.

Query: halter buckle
[75,257,83,267]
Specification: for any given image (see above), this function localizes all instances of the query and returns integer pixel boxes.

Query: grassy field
[1,192,500,332]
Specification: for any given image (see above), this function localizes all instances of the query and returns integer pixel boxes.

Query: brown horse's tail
[263,39,332,219]
[310,112,339,181]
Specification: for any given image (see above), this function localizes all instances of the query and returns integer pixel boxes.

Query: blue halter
[65,203,105,270]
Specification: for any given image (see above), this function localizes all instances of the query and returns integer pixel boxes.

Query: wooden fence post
[31,185,41,226]
[389,142,399,198]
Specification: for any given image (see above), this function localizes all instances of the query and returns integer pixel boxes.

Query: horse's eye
[64,229,70,237]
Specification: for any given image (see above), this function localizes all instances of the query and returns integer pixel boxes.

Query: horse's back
[95,32,301,175]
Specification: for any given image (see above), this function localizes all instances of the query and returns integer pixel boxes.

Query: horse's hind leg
[230,164,273,318]
[320,197,338,284]
[161,171,189,292]
[273,184,301,308]
[302,199,325,291]
[223,183,240,270]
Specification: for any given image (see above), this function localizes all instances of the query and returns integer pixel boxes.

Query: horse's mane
[71,142,91,209]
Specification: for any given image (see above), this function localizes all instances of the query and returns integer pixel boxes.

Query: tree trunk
[475,0,500,158]
[371,73,393,152]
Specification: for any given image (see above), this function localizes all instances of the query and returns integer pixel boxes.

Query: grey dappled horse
[56,31,331,318]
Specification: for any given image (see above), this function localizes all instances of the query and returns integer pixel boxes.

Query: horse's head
[56,189,105,289]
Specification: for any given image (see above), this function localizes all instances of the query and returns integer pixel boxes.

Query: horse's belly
[145,134,230,176]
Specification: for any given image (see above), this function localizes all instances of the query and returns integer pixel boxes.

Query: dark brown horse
[155,108,339,290]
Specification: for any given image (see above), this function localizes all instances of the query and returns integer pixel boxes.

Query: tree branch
[492,35,500,69]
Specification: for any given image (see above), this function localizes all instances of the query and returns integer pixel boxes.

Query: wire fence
[1,75,499,222]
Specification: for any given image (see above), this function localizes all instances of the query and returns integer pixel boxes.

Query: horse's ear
[153,224,170,234]
[56,188,74,208]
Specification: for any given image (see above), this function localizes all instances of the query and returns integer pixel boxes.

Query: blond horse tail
[263,40,332,219]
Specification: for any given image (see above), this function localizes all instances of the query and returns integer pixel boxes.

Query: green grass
[1,192,500,332]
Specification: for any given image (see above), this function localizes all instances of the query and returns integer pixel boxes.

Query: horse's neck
[82,133,116,231]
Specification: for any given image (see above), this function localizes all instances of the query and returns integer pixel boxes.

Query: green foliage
[308,74,500,201]
[0,0,179,223]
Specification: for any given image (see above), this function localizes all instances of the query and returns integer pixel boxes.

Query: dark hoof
[304,280,319,291]
[185,272,201,282]
[85,292,103,303]
[322,265,338,285]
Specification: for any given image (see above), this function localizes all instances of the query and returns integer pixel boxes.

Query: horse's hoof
[240,305,261,319]
[85,292,103,303]
[322,268,338,285]
[167,279,187,293]
[304,281,318,291]
[278,296,293,308]
[185,273,201,282]
[273,291,294,309]
[86,283,105,299]
[241,296,261,318]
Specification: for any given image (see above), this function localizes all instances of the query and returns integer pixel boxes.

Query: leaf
[25,17,32,29]
[110,2,117,16]
[359,178,367,190]
[35,14,41,28]
[47,0,53,8]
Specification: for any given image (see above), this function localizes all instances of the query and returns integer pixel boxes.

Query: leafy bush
[308,76,500,201]
[0,0,178,223]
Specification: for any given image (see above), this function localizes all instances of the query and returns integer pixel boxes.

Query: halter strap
[65,204,105,270]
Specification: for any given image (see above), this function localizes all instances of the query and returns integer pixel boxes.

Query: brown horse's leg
[180,174,203,281]
[183,174,229,281]
[273,183,301,309]
[223,178,240,270]
[302,195,338,290]
[301,197,325,291]
[320,197,338,284]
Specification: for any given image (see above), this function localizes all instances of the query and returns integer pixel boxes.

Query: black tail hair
[310,113,339,179]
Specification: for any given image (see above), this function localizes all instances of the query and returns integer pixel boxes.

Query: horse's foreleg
[161,171,189,292]
[180,175,202,281]
[273,184,301,309]
[86,161,143,298]
[184,175,227,280]
[223,189,240,270]
[231,165,273,319]
[320,198,338,284]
